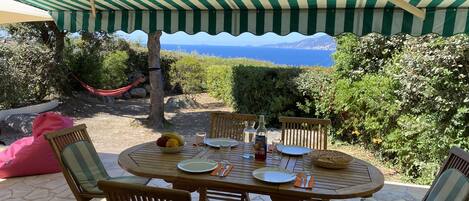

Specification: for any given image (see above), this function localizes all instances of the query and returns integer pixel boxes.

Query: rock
[128,71,145,82]
[144,84,151,94]
[130,88,147,98]
[165,96,201,111]
[4,113,37,135]
[121,92,132,99]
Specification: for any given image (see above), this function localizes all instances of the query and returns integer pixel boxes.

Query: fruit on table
[161,132,184,146]
[156,136,170,147]
[166,139,179,147]
[156,131,184,147]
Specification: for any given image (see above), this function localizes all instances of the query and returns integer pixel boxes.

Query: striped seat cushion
[426,168,469,201]
[61,141,110,193]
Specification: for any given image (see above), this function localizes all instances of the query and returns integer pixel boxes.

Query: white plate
[277,144,311,156]
[204,138,239,148]
[177,158,218,173]
[252,167,296,183]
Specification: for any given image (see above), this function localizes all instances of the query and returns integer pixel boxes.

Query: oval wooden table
[118,142,384,201]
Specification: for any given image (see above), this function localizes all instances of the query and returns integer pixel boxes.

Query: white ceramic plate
[252,167,296,183]
[177,158,218,173]
[204,138,239,148]
[277,144,311,156]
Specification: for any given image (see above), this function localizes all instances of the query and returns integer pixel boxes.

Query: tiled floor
[0,152,429,201]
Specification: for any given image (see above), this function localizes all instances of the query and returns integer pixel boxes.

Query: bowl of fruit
[156,132,185,153]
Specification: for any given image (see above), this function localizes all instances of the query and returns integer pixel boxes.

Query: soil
[0,93,402,182]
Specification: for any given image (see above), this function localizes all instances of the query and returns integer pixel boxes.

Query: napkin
[294,173,314,189]
[210,163,222,176]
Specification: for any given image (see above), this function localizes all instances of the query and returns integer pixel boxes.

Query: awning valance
[18,0,469,36]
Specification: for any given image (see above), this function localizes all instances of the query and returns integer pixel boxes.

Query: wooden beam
[389,0,425,19]
[90,0,96,17]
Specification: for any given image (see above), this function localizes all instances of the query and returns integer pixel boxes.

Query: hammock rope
[72,74,145,97]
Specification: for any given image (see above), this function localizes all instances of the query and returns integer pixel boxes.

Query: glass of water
[219,141,232,163]
[271,138,282,161]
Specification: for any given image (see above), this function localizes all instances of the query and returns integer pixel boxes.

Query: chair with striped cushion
[98,180,191,201]
[424,147,469,201]
[45,124,150,201]
[425,168,468,201]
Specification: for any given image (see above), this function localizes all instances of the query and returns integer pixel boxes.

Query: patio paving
[0,152,429,201]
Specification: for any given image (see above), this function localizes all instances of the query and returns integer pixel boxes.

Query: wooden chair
[279,116,331,150]
[209,112,257,142]
[45,124,150,201]
[423,147,469,200]
[201,112,256,201]
[98,180,191,201]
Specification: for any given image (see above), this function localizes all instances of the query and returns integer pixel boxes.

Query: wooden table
[118,142,384,201]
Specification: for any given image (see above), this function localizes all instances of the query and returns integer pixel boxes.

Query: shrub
[294,68,334,117]
[0,42,55,109]
[100,51,129,89]
[206,65,234,105]
[169,55,206,94]
[332,75,399,144]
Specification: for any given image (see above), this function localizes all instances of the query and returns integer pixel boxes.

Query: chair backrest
[424,147,469,200]
[209,112,257,141]
[279,116,330,150]
[98,180,192,201]
[45,124,105,198]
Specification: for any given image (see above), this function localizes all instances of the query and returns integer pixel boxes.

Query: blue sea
[161,44,334,67]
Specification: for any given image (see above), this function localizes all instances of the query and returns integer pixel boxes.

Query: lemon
[166,138,179,147]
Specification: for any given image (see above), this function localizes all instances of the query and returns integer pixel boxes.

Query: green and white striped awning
[18,0,469,36]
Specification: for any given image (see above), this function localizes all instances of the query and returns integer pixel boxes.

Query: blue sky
[115,31,322,46]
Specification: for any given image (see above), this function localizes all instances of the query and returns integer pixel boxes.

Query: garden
[1,22,468,186]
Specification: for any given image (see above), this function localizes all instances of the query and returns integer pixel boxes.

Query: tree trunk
[147,31,165,128]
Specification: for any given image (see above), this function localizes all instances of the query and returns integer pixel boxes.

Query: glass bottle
[254,115,268,161]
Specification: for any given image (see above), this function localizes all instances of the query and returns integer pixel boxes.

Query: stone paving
[0,152,429,201]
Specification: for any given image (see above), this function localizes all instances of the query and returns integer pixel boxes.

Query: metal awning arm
[389,0,426,19]
[90,0,96,17]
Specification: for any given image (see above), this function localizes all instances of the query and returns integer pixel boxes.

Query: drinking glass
[219,141,232,163]
[271,138,282,160]
[194,132,207,155]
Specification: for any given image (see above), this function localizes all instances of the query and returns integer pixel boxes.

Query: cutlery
[218,164,225,177]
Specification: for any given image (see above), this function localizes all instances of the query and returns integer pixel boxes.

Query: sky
[114,31,323,46]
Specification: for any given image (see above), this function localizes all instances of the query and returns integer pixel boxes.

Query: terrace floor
[0,93,430,200]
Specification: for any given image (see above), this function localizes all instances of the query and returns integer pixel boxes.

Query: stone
[165,96,201,111]
[121,92,132,99]
[3,113,37,135]
[128,71,145,83]
[130,88,147,98]
[144,84,152,94]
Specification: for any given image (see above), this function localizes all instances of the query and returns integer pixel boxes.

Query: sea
[161,44,335,67]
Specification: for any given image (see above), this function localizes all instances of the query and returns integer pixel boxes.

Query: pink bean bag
[0,112,73,178]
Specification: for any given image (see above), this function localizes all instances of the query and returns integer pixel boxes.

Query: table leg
[270,194,309,201]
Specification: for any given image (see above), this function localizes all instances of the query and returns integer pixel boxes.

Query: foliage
[294,68,334,117]
[168,55,206,94]
[206,65,234,105]
[0,43,55,109]
[330,33,469,184]
[100,51,129,88]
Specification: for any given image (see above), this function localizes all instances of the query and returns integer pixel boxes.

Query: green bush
[100,51,129,89]
[0,42,55,109]
[169,55,206,94]
[206,65,234,105]
[330,33,469,184]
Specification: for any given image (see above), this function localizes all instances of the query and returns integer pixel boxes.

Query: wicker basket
[310,150,353,169]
